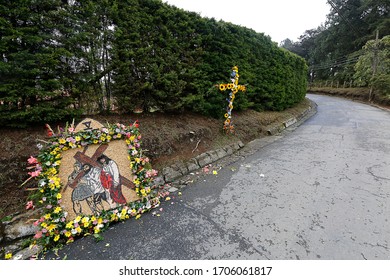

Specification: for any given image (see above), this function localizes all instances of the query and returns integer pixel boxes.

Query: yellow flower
[5,253,12,260]
[44,213,51,220]
[46,167,57,176]
[65,231,72,237]
[54,207,62,214]
[41,222,47,228]
[75,136,81,142]
[75,227,82,233]
[133,178,140,186]
[93,140,98,144]
[59,138,66,144]
[107,135,112,141]
[135,214,141,220]
[94,227,100,234]
[47,224,57,232]
[116,133,122,138]
[56,193,62,200]
[74,216,82,223]
[91,216,96,222]
[54,235,60,242]
[81,217,89,224]
[70,143,77,148]
[129,135,136,142]
[83,221,90,228]
[66,221,74,229]
[50,150,57,156]
[62,147,69,151]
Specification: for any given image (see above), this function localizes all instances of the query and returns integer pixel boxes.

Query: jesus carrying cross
[65,144,135,215]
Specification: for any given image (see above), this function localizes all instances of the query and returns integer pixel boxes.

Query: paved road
[44,94,390,260]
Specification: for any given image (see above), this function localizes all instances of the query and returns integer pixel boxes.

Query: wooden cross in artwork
[217,66,246,134]
[65,144,135,190]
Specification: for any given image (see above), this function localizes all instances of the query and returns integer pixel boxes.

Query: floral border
[24,121,162,252]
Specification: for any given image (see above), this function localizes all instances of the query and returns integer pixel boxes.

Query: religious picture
[59,139,139,220]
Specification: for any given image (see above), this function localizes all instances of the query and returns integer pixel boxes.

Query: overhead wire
[310,50,364,71]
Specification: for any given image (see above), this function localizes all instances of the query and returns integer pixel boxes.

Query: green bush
[1,0,307,127]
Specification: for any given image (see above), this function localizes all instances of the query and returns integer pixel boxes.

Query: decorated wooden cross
[218,66,246,134]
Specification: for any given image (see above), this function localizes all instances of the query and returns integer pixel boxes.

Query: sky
[162,0,331,44]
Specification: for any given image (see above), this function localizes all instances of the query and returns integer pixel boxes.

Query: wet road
[44,94,390,260]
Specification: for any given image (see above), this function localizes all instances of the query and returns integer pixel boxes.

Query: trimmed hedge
[0,0,307,127]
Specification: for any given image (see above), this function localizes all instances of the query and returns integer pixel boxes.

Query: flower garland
[23,121,163,252]
[217,66,246,134]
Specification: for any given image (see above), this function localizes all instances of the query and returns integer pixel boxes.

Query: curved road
[44,94,390,260]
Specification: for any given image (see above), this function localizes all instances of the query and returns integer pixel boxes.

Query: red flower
[27,156,38,165]
[26,200,35,210]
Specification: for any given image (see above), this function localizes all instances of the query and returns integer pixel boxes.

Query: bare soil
[0,98,312,220]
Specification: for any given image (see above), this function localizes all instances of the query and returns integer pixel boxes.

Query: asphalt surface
[43,94,390,260]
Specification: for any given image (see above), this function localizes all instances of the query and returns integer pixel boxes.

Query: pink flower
[26,201,35,210]
[28,156,38,165]
[34,231,43,239]
[28,170,41,178]
[68,127,75,133]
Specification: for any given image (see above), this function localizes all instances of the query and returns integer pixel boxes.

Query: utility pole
[369,30,379,102]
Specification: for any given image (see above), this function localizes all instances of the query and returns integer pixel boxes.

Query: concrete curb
[161,140,245,183]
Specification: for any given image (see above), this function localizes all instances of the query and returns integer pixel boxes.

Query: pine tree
[0,0,79,127]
